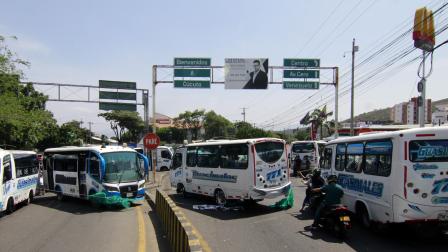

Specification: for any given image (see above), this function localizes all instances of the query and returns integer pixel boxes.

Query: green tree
[234,121,275,139]
[0,36,58,150]
[173,109,205,140]
[0,35,29,76]
[203,110,233,139]
[98,110,144,143]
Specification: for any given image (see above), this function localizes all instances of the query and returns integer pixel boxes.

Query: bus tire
[161,166,169,171]
[6,198,14,214]
[176,183,185,194]
[27,190,34,205]
[356,202,371,229]
[214,189,226,206]
[56,192,64,201]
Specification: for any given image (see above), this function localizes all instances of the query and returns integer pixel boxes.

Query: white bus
[289,140,326,172]
[170,138,291,205]
[0,150,39,214]
[321,127,448,228]
[43,145,149,201]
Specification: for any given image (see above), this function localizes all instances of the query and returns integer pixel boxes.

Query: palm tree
[307,105,333,140]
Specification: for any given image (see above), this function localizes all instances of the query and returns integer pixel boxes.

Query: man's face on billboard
[254,61,261,72]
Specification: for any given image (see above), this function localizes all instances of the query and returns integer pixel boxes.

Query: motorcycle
[310,193,352,238]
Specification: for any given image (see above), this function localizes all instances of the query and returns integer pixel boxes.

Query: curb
[145,190,206,252]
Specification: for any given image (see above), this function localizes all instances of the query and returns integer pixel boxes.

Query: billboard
[224,58,269,89]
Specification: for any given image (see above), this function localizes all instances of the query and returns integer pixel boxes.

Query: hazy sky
[2,0,448,136]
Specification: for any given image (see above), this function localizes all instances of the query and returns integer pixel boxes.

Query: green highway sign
[174,58,211,67]
[174,68,211,78]
[283,70,319,78]
[174,80,210,88]
[283,81,320,89]
[99,102,136,111]
[283,58,320,68]
[99,80,136,90]
[99,91,136,100]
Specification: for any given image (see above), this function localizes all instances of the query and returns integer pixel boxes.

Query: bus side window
[220,144,248,169]
[320,148,332,170]
[2,155,12,183]
[161,150,172,160]
[172,153,183,170]
[187,147,197,167]
[346,143,364,173]
[197,145,220,168]
[364,141,393,177]
[335,144,346,171]
[89,154,100,181]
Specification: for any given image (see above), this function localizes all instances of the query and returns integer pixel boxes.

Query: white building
[432,110,448,126]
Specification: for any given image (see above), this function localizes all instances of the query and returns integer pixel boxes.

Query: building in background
[390,97,431,124]
[432,105,448,126]
[149,113,174,128]
[390,102,407,123]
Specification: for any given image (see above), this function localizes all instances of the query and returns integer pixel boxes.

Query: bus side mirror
[137,153,149,176]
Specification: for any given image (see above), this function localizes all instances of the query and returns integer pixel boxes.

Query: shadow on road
[31,194,136,215]
[294,209,448,251]
[168,193,285,221]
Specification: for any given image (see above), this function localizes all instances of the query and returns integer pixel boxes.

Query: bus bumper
[251,182,292,199]
[393,195,448,224]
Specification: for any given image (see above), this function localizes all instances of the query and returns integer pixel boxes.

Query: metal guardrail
[155,189,203,252]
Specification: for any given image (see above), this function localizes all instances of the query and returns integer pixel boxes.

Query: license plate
[126,192,133,198]
[438,213,448,221]
[339,216,350,222]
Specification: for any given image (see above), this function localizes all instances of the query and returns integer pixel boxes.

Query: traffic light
[413,7,435,51]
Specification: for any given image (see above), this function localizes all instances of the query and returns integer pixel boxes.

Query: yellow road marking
[182,214,212,252]
[136,206,146,252]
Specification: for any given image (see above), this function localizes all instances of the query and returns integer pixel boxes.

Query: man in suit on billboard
[244,60,268,89]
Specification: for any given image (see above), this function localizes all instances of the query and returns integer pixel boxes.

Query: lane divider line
[137,206,147,252]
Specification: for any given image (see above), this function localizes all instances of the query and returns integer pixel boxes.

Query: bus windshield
[255,142,284,163]
[102,152,143,183]
[292,143,314,153]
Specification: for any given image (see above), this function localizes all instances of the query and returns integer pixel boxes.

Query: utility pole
[87,122,93,144]
[241,107,247,122]
[350,38,359,136]
[419,51,427,127]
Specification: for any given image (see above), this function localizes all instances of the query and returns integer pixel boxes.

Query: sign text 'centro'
[284,58,320,68]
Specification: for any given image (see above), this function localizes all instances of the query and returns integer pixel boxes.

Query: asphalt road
[166,177,448,252]
[0,193,170,252]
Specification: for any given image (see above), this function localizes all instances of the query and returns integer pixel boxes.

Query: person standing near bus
[293,155,302,177]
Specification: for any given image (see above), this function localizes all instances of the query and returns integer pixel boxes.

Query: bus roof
[327,126,448,145]
[185,138,285,147]
[0,149,36,157]
[290,140,327,144]
[44,145,137,154]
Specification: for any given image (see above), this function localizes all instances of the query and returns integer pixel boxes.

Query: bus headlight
[422,193,428,198]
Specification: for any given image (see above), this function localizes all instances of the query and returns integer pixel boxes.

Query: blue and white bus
[321,127,448,229]
[0,149,39,214]
[43,145,149,201]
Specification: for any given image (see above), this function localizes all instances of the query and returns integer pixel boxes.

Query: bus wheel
[214,189,226,206]
[56,192,64,201]
[6,198,14,214]
[176,184,185,194]
[357,203,371,228]
[27,191,34,205]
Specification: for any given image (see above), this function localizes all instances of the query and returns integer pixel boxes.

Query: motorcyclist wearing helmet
[300,169,325,212]
[311,175,344,228]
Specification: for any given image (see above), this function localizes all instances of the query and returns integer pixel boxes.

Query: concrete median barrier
[146,189,204,252]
